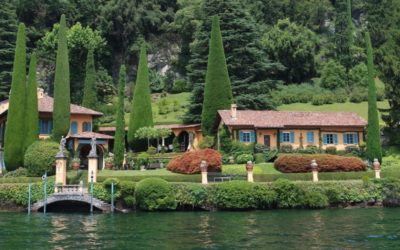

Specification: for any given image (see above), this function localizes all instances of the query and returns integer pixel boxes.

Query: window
[282,132,291,143]
[323,133,337,145]
[307,132,314,143]
[239,131,255,143]
[39,119,53,134]
[71,121,78,135]
[82,122,92,132]
[344,133,358,144]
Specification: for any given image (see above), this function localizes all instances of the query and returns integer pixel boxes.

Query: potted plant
[71,158,80,170]
[105,156,114,170]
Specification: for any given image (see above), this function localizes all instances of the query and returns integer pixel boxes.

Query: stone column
[200,160,208,185]
[311,159,319,182]
[88,156,98,183]
[246,161,254,183]
[55,156,68,187]
[373,158,381,179]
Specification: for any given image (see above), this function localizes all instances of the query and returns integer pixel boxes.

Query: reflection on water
[1,209,400,249]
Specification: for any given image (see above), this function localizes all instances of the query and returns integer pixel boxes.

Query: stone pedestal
[88,157,98,183]
[246,161,254,183]
[312,170,319,182]
[374,169,381,179]
[373,158,381,179]
[200,160,208,185]
[55,157,67,186]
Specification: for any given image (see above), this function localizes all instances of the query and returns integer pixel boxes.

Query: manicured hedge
[0,177,42,184]
[135,178,176,211]
[24,140,61,177]
[0,182,54,206]
[274,154,367,173]
[167,149,222,174]
[97,175,201,183]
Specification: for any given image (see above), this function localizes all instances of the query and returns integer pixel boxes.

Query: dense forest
[1,0,400,142]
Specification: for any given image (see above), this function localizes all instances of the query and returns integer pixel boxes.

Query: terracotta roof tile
[218,110,367,128]
[68,131,114,139]
[38,96,103,116]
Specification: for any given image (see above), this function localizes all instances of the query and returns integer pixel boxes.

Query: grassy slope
[278,101,389,125]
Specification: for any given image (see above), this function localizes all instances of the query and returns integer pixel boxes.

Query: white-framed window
[242,132,251,142]
[239,130,255,143]
[282,132,291,143]
[323,133,338,145]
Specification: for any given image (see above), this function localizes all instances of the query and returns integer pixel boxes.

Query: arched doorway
[78,144,104,169]
[177,131,189,152]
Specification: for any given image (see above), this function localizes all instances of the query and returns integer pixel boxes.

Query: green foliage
[113,65,126,168]
[201,16,233,135]
[208,181,276,210]
[235,154,254,164]
[199,135,215,149]
[147,146,157,155]
[262,18,318,83]
[4,23,26,170]
[303,190,329,208]
[171,80,188,93]
[320,60,347,89]
[52,15,70,141]
[0,182,54,206]
[0,0,17,99]
[254,153,265,164]
[174,183,208,209]
[335,0,354,70]
[3,167,27,178]
[128,45,154,150]
[24,53,38,152]
[365,32,382,163]
[135,178,177,211]
[24,140,60,177]
[82,49,97,110]
[272,179,305,208]
[349,63,368,87]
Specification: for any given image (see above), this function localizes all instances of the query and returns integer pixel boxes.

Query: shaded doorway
[78,144,104,169]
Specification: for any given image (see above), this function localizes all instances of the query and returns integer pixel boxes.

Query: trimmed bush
[274,154,366,173]
[0,182,54,206]
[272,179,305,208]
[254,153,265,163]
[135,178,176,211]
[236,153,254,164]
[174,183,208,209]
[167,149,222,174]
[3,167,27,178]
[325,146,337,155]
[303,190,329,208]
[280,144,293,153]
[24,140,61,176]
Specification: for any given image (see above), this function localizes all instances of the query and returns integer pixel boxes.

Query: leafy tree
[24,52,39,152]
[135,127,158,148]
[4,23,26,170]
[128,45,154,150]
[37,22,106,103]
[184,0,283,123]
[0,0,18,100]
[82,49,97,109]
[157,128,172,150]
[348,63,368,88]
[201,16,233,136]
[262,19,318,83]
[334,0,354,70]
[320,60,347,90]
[365,32,382,163]
[52,14,70,141]
[113,65,126,168]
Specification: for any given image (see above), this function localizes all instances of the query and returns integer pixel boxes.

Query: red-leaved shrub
[274,154,366,173]
[167,149,222,174]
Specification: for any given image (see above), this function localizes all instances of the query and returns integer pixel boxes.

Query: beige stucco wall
[38,113,94,139]
[256,129,278,149]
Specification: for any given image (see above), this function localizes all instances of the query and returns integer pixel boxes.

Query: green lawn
[278,101,389,125]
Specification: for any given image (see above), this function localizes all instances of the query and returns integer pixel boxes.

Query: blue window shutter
[355,133,359,144]
[343,133,347,144]
[239,131,244,142]
[49,120,53,134]
[307,132,314,143]
[88,123,92,132]
[279,132,283,143]
[323,134,327,144]
[71,122,78,135]
[250,131,256,143]
[334,134,338,144]
[290,131,295,143]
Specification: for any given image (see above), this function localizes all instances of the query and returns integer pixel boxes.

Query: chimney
[231,104,237,119]
[37,88,44,99]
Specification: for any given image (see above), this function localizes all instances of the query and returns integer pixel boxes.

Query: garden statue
[88,137,97,157]
[56,136,67,158]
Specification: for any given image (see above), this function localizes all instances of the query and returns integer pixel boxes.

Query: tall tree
[4,23,26,170]
[0,0,18,100]
[82,49,97,110]
[334,0,354,70]
[128,45,153,150]
[201,16,233,136]
[24,52,39,152]
[365,32,382,163]
[52,14,70,141]
[184,0,282,123]
[114,65,126,168]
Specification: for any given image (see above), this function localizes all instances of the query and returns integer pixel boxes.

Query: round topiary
[167,149,222,174]
[135,178,176,211]
[24,140,60,177]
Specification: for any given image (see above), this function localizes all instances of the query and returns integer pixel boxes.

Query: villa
[0,88,113,168]
[215,104,367,150]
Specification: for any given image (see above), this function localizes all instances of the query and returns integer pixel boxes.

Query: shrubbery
[235,153,254,164]
[272,179,305,208]
[167,149,222,174]
[274,154,367,173]
[135,178,176,211]
[3,167,28,178]
[24,140,62,177]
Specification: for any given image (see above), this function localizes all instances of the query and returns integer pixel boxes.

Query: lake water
[1,209,400,249]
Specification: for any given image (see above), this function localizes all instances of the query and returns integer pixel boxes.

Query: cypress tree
[82,49,97,110]
[365,32,382,163]
[128,45,153,150]
[4,23,26,170]
[24,52,39,152]
[114,65,126,168]
[201,16,233,136]
[335,0,354,71]
[52,14,71,141]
